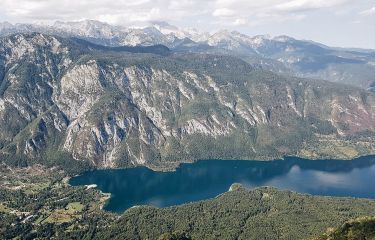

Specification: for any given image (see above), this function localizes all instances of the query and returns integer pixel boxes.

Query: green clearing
[66,202,85,214]
[0,203,13,213]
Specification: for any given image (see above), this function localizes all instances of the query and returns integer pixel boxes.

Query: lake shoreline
[69,155,375,213]
[70,153,375,176]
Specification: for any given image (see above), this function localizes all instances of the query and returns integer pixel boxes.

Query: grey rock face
[0,33,374,169]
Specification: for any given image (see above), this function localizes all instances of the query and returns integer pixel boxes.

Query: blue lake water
[69,155,375,213]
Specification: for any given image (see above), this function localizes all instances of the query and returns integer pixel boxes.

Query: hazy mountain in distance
[1,20,373,91]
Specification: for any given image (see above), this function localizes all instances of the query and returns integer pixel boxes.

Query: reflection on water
[69,155,375,213]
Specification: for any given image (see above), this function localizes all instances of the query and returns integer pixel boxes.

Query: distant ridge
[1,20,374,90]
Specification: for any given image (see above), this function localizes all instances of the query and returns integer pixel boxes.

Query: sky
[1,0,375,49]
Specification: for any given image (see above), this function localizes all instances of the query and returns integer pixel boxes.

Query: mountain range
[2,17,375,240]
[0,29,374,169]
[1,20,375,92]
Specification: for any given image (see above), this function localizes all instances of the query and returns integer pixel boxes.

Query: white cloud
[232,18,248,26]
[212,8,235,17]
[0,0,352,25]
[0,0,198,24]
[360,6,375,16]
[275,0,349,12]
[209,0,350,30]
[169,0,195,10]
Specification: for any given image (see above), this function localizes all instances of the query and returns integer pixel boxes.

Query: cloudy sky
[1,0,375,49]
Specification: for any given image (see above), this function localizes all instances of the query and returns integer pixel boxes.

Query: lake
[69,155,375,213]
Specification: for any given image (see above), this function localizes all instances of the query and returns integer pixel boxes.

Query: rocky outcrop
[0,33,374,169]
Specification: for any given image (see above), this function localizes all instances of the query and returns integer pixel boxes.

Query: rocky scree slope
[0,33,374,169]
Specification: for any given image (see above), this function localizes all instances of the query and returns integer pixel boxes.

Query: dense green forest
[95,185,375,240]
[316,217,375,240]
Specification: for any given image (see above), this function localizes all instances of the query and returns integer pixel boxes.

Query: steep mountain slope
[0,33,374,169]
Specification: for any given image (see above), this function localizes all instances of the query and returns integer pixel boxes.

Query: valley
[0,19,374,240]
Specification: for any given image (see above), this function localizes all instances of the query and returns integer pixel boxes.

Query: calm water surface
[69,156,375,213]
